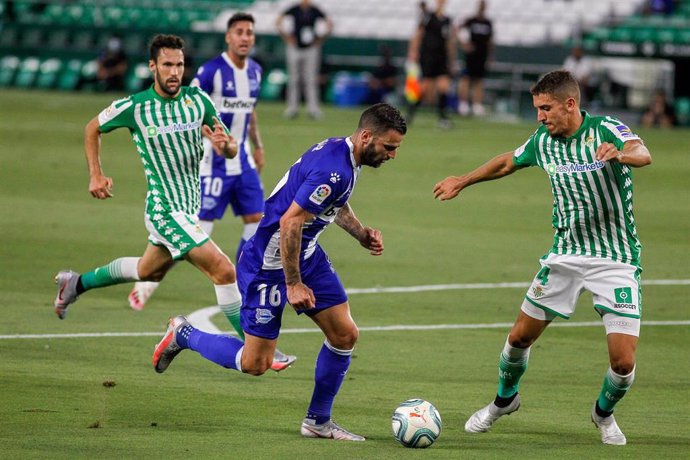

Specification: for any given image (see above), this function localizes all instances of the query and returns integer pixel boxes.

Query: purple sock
[186,327,245,371]
[306,341,352,424]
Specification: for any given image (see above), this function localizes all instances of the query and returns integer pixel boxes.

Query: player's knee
[610,358,635,376]
[210,259,236,285]
[329,325,359,350]
[507,333,535,349]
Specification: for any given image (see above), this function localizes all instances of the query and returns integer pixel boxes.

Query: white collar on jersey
[222,52,248,71]
[345,136,357,169]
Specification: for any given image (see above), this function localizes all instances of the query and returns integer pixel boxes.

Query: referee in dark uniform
[458,0,493,117]
[407,0,456,128]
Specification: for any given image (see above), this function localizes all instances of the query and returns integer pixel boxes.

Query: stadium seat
[0,55,21,87]
[56,59,84,90]
[125,62,152,93]
[14,56,41,88]
[675,97,690,126]
[35,58,63,89]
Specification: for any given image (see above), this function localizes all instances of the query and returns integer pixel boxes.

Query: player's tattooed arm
[280,201,316,309]
[336,203,384,256]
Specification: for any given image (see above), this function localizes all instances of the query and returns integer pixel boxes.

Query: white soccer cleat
[271,349,297,372]
[591,404,627,445]
[464,394,521,433]
[152,315,189,373]
[128,281,160,310]
[300,418,365,441]
[53,270,80,319]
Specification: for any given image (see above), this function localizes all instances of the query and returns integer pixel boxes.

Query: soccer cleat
[300,418,365,441]
[53,270,80,319]
[464,394,521,433]
[271,349,297,372]
[152,315,189,373]
[128,281,160,311]
[591,404,627,445]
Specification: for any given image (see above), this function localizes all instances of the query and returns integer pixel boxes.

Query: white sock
[199,219,214,236]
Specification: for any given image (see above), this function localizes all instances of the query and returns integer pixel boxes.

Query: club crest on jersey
[532,285,545,298]
[330,172,341,183]
[255,308,274,324]
[309,184,332,204]
[585,135,594,146]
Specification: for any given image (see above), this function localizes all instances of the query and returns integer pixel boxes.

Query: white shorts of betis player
[145,211,210,260]
[521,253,641,336]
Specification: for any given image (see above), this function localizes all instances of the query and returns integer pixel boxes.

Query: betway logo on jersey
[546,160,606,175]
[146,120,201,137]
[220,97,255,114]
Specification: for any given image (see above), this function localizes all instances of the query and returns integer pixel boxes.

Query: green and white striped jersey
[97,85,226,216]
[513,111,643,266]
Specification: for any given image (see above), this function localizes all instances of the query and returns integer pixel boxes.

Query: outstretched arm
[433,151,519,201]
[335,203,384,256]
[596,139,652,168]
[84,117,114,200]
[279,201,317,310]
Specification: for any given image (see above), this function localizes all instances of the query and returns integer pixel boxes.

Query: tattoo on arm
[280,218,303,285]
[335,203,363,240]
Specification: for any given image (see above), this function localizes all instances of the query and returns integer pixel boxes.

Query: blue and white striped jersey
[192,53,262,176]
[243,137,361,270]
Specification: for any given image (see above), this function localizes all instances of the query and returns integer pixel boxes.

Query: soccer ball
[391,399,442,448]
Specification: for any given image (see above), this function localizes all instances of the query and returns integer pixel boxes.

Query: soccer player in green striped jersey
[434,70,651,445]
[53,35,244,329]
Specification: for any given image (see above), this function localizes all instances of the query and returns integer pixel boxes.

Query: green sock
[497,340,530,399]
[80,257,140,291]
[597,366,635,413]
[220,301,245,341]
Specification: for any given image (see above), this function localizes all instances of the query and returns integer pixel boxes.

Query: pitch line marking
[3,279,687,339]
[1,320,688,340]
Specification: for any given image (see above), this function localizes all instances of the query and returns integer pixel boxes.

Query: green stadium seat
[675,97,690,126]
[14,56,41,88]
[35,58,63,89]
[20,27,43,49]
[0,25,20,49]
[125,62,152,93]
[56,59,84,90]
[0,55,21,86]
[609,27,634,42]
[71,30,95,52]
[260,68,287,101]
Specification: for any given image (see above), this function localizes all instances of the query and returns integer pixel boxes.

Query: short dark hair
[358,103,407,136]
[227,12,255,29]
[149,34,185,62]
[530,69,580,104]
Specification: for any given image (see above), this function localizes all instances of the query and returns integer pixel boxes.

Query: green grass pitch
[0,89,688,459]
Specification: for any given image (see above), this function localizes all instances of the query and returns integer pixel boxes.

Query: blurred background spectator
[641,89,677,127]
[95,34,128,92]
[457,0,493,117]
[563,45,596,106]
[367,45,398,104]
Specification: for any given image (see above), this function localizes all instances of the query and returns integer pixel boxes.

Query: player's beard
[155,69,181,97]
[360,142,385,168]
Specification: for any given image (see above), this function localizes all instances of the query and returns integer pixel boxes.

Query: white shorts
[521,253,642,333]
[145,210,209,260]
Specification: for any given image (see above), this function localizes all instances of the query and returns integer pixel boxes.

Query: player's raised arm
[433,151,518,201]
[203,116,237,159]
[84,117,114,200]
[335,203,383,256]
[279,201,317,310]
[595,139,652,167]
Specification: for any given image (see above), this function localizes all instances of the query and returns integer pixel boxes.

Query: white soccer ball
[391,398,442,448]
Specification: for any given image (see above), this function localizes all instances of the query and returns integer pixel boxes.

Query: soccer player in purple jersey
[153,103,407,441]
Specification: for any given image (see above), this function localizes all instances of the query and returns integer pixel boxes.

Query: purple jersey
[242,137,361,271]
[192,53,262,176]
